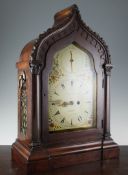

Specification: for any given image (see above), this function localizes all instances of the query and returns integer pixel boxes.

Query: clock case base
[12,139,119,173]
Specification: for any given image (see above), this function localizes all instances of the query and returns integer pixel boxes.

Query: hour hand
[61,101,74,107]
[51,100,74,107]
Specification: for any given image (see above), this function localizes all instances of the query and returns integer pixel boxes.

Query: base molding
[12,139,119,173]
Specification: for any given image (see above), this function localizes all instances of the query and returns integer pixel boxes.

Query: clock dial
[48,43,96,132]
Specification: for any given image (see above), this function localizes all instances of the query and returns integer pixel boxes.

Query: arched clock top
[29,4,112,75]
[15,4,112,74]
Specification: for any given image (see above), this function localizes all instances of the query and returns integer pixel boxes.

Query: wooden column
[104,63,113,139]
[29,61,42,147]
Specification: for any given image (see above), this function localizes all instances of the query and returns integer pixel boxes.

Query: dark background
[0,0,128,145]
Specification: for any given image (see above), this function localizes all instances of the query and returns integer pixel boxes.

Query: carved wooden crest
[29,4,112,75]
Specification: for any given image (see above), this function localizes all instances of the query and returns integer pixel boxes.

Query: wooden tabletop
[0,146,128,175]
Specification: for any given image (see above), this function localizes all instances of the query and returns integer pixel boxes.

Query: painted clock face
[48,43,96,132]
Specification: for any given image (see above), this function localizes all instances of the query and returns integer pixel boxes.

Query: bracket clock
[12,4,119,173]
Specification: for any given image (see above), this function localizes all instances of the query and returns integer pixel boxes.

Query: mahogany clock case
[12,4,119,173]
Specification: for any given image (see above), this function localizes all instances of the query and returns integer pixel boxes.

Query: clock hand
[61,101,74,107]
[50,100,74,107]
[70,51,74,72]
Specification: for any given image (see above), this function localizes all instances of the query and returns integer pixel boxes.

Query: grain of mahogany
[1,146,127,175]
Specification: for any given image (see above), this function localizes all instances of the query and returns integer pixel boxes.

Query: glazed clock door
[48,43,97,132]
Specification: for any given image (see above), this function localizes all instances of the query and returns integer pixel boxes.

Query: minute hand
[70,51,74,72]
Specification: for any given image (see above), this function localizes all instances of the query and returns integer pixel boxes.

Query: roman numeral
[54,91,59,96]
[61,84,65,89]
[61,118,65,123]
[54,110,60,115]
[71,80,73,86]
[78,116,82,121]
